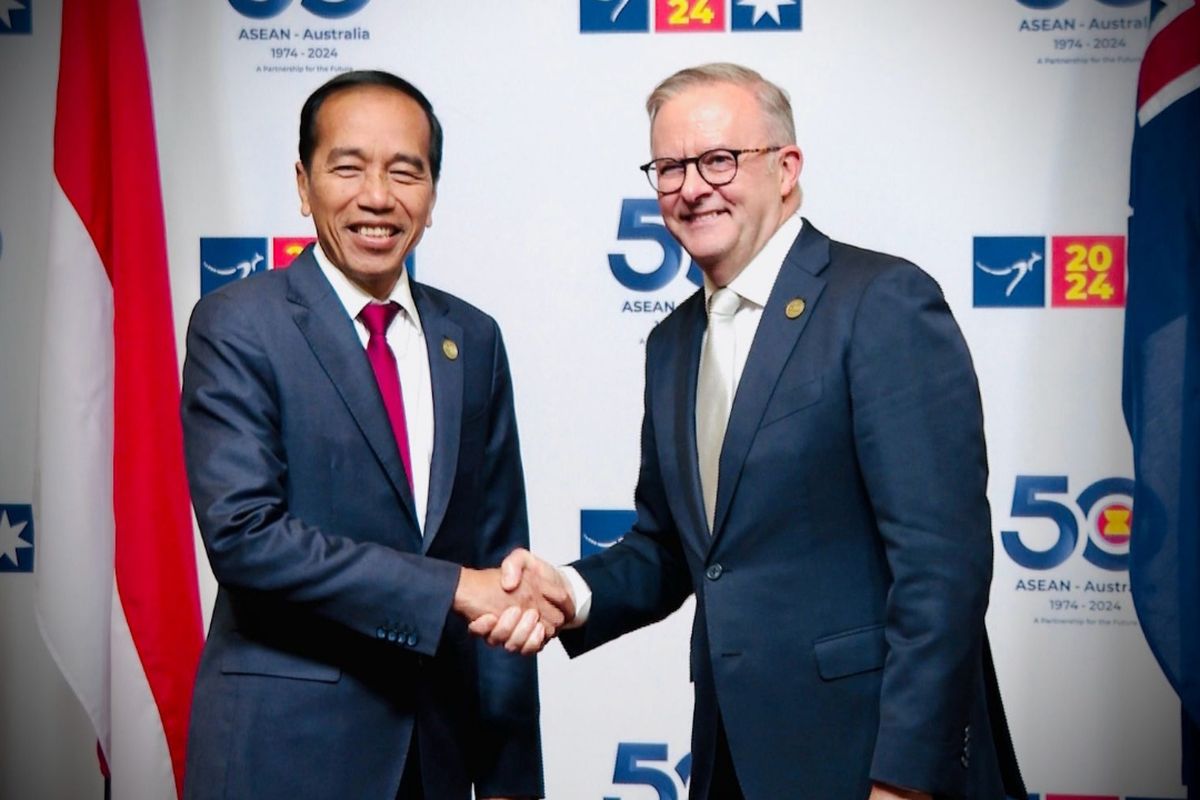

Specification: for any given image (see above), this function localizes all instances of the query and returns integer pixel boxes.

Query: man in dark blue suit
[486,64,1027,799]
[180,71,564,800]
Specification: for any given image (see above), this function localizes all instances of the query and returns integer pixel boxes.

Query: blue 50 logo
[603,742,692,800]
[228,0,370,19]
[1000,475,1134,571]
[609,199,703,291]
[1016,0,1144,7]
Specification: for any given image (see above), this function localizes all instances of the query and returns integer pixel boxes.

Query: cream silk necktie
[696,287,741,532]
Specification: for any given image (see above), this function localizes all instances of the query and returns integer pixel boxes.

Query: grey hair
[645,63,797,145]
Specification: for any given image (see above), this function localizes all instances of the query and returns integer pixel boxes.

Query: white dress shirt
[563,214,804,625]
[313,245,435,533]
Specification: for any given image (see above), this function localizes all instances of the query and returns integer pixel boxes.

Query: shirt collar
[312,243,423,333]
[703,213,803,310]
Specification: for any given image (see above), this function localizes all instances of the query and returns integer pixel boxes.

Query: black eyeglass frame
[639,146,783,194]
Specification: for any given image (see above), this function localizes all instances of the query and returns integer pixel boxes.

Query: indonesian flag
[35,1,204,798]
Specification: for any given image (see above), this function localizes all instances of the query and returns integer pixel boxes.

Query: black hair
[298,69,443,182]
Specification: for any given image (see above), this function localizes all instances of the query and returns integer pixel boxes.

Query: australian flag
[1121,0,1200,794]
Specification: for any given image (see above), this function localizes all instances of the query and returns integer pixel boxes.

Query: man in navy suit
[485,64,1027,799]
[181,71,565,800]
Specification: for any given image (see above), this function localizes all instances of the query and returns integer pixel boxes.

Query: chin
[684,243,730,268]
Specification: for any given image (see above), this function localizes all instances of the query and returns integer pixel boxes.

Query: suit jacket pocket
[760,376,823,429]
[221,638,341,683]
[813,623,886,680]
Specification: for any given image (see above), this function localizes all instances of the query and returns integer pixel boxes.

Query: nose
[357,168,394,211]
[678,161,711,203]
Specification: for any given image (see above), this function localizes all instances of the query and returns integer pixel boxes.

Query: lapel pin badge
[442,338,459,361]
[785,298,806,319]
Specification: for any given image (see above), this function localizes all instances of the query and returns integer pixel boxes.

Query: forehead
[313,85,431,151]
[650,82,765,152]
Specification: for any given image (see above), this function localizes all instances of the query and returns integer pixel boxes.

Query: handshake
[452,549,575,655]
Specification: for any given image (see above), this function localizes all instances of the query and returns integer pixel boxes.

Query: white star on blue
[0,0,27,31]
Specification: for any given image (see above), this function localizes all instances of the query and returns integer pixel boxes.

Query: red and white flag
[35,1,204,797]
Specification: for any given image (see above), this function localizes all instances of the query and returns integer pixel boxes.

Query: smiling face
[650,81,802,287]
[296,85,436,299]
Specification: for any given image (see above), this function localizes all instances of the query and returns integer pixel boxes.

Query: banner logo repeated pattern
[0,506,34,573]
[1016,0,1147,7]
[272,236,317,269]
[580,0,800,33]
[200,237,269,297]
[1050,235,1126,307]
[609,199,702,293]
[1001,475,1135,571]
[730,0,800,30]
[973,235,1125,307]
[0,0,31,34]
[603,742,693,800]
[202,237,415,294]
[228,0,371,20]
[974,237,1047,307]
[580,509,635,556]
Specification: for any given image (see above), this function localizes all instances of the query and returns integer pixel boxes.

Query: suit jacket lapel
[285,251,421,537]
[663,292,712,558]
[413,284,463,551]
[710,221,831,543]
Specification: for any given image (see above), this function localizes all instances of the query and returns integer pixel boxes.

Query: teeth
[355,225,394,238]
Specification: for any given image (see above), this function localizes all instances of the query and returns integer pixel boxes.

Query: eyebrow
[326,147,428,172]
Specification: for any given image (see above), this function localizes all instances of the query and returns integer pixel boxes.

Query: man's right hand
[453,553,574,654]
[462,549,576,655]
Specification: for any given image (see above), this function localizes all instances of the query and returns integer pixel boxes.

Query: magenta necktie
[359,302,413,490]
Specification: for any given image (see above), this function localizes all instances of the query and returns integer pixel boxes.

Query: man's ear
[425,189,437,229]
[296,161,312,217]
[777,145,803,197]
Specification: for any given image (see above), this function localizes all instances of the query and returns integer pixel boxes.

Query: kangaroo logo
[203,252,264,280]
[975,251,1041,297]
[599,0,633,22]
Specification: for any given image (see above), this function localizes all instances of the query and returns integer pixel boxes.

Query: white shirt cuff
[557,566,592,628]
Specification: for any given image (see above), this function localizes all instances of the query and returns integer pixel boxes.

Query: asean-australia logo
[228,0,370,20]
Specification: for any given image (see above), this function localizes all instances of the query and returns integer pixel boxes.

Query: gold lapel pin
[785,298,806,319]
[442,338,459,360]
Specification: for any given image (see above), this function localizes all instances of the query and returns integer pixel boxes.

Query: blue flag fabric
[1121,0,1200,785]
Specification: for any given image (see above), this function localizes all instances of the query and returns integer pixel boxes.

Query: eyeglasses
[639,147,782,194]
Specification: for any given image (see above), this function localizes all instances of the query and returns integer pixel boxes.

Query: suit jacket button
[705,564,723,580]
[960,753,969,768]
[387,629,398,643]
[407,633,418,647]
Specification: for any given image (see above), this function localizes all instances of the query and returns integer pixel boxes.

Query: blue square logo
[0,505,34,573]
[0,0,31,34]
[731,0,800,31]
[581,0,649,32]
[201,237,268,297]
[580,509,636,556]
[973,236,1046,307]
